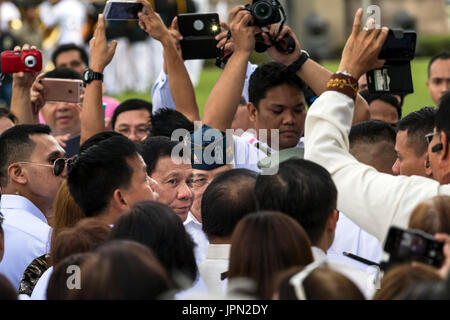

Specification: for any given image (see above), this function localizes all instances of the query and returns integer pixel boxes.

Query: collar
[311,246,328,262]
[183,211,202,227]
[0,194,48,224]
[206,244,231,260]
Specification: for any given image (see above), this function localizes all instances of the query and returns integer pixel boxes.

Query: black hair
[249,62,306,109]
[0,124,51,188]
[108,201,197,288]
[435,92,450,141]
[51,43,89,67]
[255,159,337,244]
[428,52,450,78]
[67,135,139,217]
[0,107,17,124]
[397,107,437,156]
[44,67,83,81]
[349,120,397,146]
[140,136,181,175]
[360,90,402,120]
[201,169,258,238]
[111,99,153,130]
[78,131,123,154]
[149,108,194,139]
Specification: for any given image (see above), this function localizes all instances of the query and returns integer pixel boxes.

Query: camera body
[1,50,42,74]
[245,0,282,27]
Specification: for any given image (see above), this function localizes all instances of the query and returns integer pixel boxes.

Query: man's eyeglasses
[16,158,71,177]
[289,259,328,300]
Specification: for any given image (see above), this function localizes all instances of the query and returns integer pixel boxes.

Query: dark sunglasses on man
[16,158,72,177]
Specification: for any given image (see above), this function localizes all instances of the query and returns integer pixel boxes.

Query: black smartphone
[178,13,221,60]
[103,1,144,21]
[366,61,414,95]
[378,29,417,61]
[384,226,445,269]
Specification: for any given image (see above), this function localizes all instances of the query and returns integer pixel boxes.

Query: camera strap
[216,30,232,69]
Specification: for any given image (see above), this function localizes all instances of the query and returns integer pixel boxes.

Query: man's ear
[112,189,129,212]
[7,164,28,186]
[440,131,449,162]
[247,103,258,123]
[424,155,433,177]
[328,209,339,233]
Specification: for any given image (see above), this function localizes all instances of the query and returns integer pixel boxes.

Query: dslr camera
[243,0,295,54]
[245,0,282,27]
[1,50,42,74]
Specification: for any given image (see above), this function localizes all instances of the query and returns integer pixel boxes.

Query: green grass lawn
[112,58,435,118]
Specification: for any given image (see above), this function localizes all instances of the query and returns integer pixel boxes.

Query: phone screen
[378,30,416,61]
[104,1,143,20]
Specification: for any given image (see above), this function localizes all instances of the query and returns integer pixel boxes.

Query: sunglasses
[17,158,71,177]
[425,132,438,144]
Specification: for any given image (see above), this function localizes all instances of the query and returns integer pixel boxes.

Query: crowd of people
[1,0,450,301]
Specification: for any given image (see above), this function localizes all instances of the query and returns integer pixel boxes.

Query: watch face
[83,70,90,82]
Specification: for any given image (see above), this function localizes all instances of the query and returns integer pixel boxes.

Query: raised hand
[89,14,117,73]
[338,8,388,80]
[137,0,171,42]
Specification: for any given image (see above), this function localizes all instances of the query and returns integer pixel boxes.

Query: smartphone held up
[103,0,145,20]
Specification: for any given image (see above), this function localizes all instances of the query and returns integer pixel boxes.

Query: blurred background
[1,0,449,115]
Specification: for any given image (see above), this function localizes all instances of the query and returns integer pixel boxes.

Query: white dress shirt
[30,266,53,300]
[39,0,87,45]
[151,62,258,115]
[328,212,382,272]
[183,212,209,265]
[0,195,52,290]
[312,246,376,299]
[304,91,449,243]
[198,244,230,296]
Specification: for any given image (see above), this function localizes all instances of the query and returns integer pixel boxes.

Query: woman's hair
[373,263,442,300]
[275,265,365,300]
[47,253,93,300]
[50,217,111,266]
[0,274,17,300]
[51,180,85,236]
[108,201,197,288]
[408,195,450,235]
[69,240,173,300]
[228,211,314,299]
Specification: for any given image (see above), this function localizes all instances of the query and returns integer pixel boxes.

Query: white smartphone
[103,1,145,20]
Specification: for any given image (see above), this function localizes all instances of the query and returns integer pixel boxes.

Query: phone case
[367,61,414,95]
[103,1,143,20]
[41,78,84,103]
[178,13,220,60]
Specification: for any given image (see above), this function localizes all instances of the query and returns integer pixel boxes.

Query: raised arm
[10,44,40,125]
[202,6,260,131]
[138,0,200,122]
[80,14,117,144]
[265,25,370,124]
[303,9,446,243]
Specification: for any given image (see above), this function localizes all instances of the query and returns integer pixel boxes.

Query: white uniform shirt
[0,2,20,32]
[198,244,230,296]
[304,91,449,243]
[328,212,382,272]
[312,246,376,299]
[39,0,87,45]
[183,212,209,265]
[0,195,52,290]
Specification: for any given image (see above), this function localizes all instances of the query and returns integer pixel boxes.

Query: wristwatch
[287,50,310,74]
[83,69,103,84]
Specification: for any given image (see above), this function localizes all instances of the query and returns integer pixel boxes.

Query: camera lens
[24,55,37,68]
[253,2,273,21]
[193,19,204,31]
